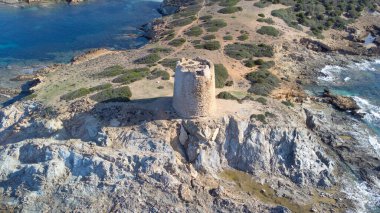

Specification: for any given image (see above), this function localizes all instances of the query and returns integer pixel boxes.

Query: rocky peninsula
[0,0,380,212]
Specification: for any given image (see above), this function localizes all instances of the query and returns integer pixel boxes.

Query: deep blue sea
[0,0,161,88]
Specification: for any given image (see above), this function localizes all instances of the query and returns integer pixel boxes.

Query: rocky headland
[1,0,380,212]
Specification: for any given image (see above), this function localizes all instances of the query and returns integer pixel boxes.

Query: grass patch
[168,38,186,47]
[281,100,294,107]
[257,18,274,24]
[148,69,170,80]
[96,65,126,78]
[195,41,221,51]
[246,68,280,96]
[170,16,196,27]
[185,26,203,37]
[204,19,227,32]
[224,43,274,60]
[202,34,216,40]
[218,6,243,14]
[148,47,173,54]
[215,64,229,88]
[159,58,179,70]
[217,91,239,100]
[134,53,161,64]
[91,86,132,103]
[223,35,233,40]
[257,26,280,37]
[112,68,150,84]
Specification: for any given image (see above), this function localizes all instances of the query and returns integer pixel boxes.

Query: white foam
[343,179,380,213]
[344,77,351,82]
[318,65,343,82]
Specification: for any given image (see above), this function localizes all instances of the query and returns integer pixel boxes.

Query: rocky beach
[0,0,380,212]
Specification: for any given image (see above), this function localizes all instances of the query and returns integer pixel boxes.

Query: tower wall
[173,58,216,118]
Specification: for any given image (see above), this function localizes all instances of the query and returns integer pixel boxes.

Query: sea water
[0,0,161,89]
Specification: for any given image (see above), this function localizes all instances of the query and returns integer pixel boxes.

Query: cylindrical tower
[172,58,216,118]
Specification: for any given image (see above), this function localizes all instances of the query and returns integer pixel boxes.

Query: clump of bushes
[257,26,280,37]
[218,6,243,14]
[96,65,126,78]
[255,97,267,105]
[148,69,170,80]
[245,68,280,96]
[112,68,150,84]
[202,34,216,40]
[200,15,213,21]
[219,0,240,7]
[224,43,274,60]
[185,26,203,37]
[168,38,186,47]
[282,100,294,107]
[253,0,271,8]
[271,9,302,30]
[134,53,161,64]
[204,19,227,32]
[60,83,112,101]
[195,41,221,51]
[217,91,239,100]
[148,47,173,54]
[170,16,196,27]
[258,13,265,17]
[223,35,233,40]
[250,113,267,123]
[91,86,132,103]
[237,34,249,41]
[215,64,229,88]
[159,58,179,70]
[257,18,274,24]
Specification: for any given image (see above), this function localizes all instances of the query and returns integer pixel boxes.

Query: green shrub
[224,43,274,60]
[195,41,221,50]
[255,97,267,105]
[223,35,233,40]
[265,111,276,118]
[148,69,170,80]
[204,19,227,32]
[217,91,239,100]
[91,86,132,103]
[246,69,280,96]
[219,0,240,7]
[257,18,274,24]
[174,5,202,18]
[112,68,150,84]
[89,83,112,92]
[257,26,280,37]
[134,53,161,64]
[202,34,216,40]
[96,65,126,78]
[218,6,243,14]
[61,88,91,101]
[200,15,213,21]
[259,60,275,69]
[159,58,180,70]
[281,100,294,107]
[254,1,271,8]
[258,13,265,17]
[271,9,302,30]
[250,114,266,123]
[185,26,203,36]
[243,59,256,68]
[168,38,186,47]
[148,47,173,54]
[237,34,249,41]
[170,16,196,27]
[215,64,229,88]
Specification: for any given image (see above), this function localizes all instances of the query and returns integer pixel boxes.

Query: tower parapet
[172,58,216,118]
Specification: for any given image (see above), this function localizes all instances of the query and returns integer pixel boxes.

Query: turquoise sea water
[0,0,161,88]
[307,60,380,136]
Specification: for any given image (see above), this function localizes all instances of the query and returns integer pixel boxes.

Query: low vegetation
[255,97,267,105]
[168,38,186,47]
[215,64,229,88]
[112,68,150,84]
[224,43,274,60]
[218,6,243,14]
[202,34,216,40]
[147,69,170,80]
[185,26,203,37]
[134,53,161,64]
[219,0,240,7]
[245,68,280,96]
[223,35,233,40]
[204,19,227,32]
[195,41,221,50]
[159,58,179,70]
[257,18,274,24]
[148,47,173,54]
[170,16,196,27]
[95,65,126,78]
[217,91,239,100]
[237,34,249,41]
[282,100,294,107]
[61,83,112,101]
[91,86,132,103]
[257,26,280,37]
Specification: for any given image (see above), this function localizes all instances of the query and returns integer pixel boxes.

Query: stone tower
[173,58,216,118]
